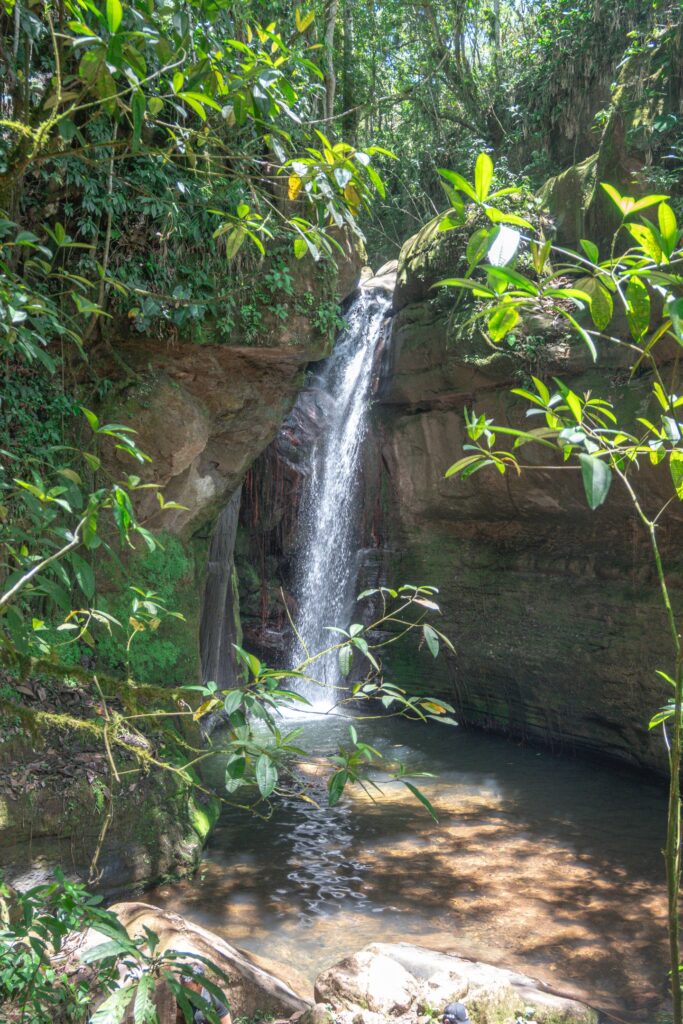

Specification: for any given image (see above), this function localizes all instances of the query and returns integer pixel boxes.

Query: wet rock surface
[360,215,683,773]
[315,943,598,1024]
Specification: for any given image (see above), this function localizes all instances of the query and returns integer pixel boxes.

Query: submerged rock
[315,943,598,1024]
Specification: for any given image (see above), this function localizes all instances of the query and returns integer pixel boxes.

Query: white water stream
[288,290,389,709]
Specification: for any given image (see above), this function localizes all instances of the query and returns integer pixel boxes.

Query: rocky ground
[70,904,599,1024]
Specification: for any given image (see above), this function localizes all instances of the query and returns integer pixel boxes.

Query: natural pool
[149,715,668,1021]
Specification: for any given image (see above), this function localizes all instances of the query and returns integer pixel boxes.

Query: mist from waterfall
[289,290,389,710]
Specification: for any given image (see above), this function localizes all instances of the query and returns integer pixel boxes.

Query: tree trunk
[324,0,339,123]
[341,0,356,141]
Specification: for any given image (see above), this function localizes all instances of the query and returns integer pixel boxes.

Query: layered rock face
[229,230,682,771]
[367,216,683,772]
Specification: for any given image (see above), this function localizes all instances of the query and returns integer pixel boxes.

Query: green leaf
[445,454,487,478]
[487,305,519,342]
[328,769,348,806]
[224,227,246,260]
[81,938,135,963]
[365,163,386,198]
[255,754,278,798]
[668,297,683,344]
[225,754,246,782]
[658,203,678,254]
[81,407,100,431]
[90,985,134,1024]
[465,227,492,270]
[433,277,494,297]
[484,207,533,229]
[649,707,673,729]
[131,91,145,154]
[670,451,683,499]
[293,237,307,259]
[579,239,599,263]
[401,781,438,822]
[71,552,95,599]
[134,976,155,1024]
[600,182,626,215]
[574,277,613,330]
[223,690,242,715]
[579,453,612,510]
[423,623,439,658]
[105,0,122,33]
[338,644,352,677]
[625,276,650,341]
[438,208,465,233]
[627,223,662,263]
[438,168,477,203]
[179,93,206,121]
[627,194,669,214]
[474,152,494,202]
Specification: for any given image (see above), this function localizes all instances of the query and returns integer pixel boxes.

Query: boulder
[315,946,419,1014]
[363,260,398,295]
[83,902,313,1018]
[298,1003,336,1024]
[314,944,598,1024]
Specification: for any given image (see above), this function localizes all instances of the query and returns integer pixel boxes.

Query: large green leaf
[70,552,95,599]
[105,0,122,33]
[401,781,438,822]
[131,91,145,154]
[670,451,683,499]
[487,305,519,342]
[328,769,348,806]
[625,277,650,341]
[255,754,278,798]
[658,203,679,255]
[438,168,477,203]
[90,985,135,1024]
[134,976,155,1024]
[423,623,439,658]
[338,644,352,677]
[474,152,493,202]
[574,277,613,330]
[579,453,612,509]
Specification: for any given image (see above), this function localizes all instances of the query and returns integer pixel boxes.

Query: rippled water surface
[148,717,669,1020]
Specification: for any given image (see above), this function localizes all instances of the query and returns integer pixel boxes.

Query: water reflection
[148,717,669,1020]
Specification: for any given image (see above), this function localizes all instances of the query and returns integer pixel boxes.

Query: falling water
[289,289,390,709]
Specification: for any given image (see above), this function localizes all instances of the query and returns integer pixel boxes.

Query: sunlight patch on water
[148,718,669,1019]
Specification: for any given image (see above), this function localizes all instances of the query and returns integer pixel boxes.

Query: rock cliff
[236,220,682,773]
[365,216,682,772]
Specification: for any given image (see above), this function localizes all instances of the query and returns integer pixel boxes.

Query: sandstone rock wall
[366,217,683,772]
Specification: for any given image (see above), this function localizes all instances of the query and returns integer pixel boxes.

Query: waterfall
[289,289,390,710]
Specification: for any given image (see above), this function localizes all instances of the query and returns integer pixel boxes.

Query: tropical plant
[0,869,231,1023]
[437,153,683,1021]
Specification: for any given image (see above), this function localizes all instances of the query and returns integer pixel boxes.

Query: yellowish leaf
[193,698,221,721]
[296,8,315,31]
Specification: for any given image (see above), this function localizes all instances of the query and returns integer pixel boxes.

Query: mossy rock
[395,211,487,312]
[537,154,598,247]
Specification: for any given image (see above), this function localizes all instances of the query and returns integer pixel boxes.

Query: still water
[149,716,668,1021]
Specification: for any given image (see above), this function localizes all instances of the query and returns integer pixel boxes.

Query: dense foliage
[2,0,683,1020]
